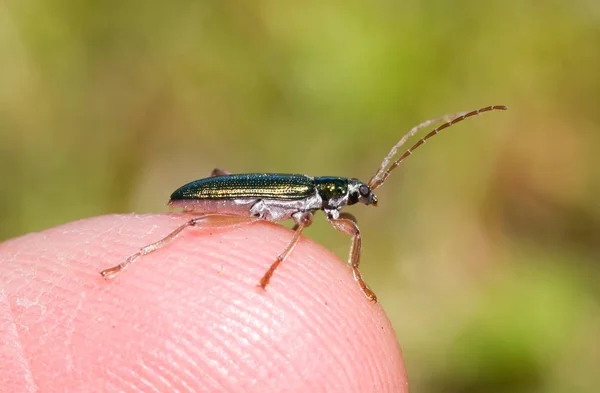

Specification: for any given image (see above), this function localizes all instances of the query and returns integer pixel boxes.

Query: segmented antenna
[368,105,507,190]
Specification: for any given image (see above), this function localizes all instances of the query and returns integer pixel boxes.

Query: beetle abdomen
[169,173,315,201]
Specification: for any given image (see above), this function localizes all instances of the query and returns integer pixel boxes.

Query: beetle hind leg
[100,214,256,279]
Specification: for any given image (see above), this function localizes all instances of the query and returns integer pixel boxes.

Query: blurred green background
[2,1,599,391]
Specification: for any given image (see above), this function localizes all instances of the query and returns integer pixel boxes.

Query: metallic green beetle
[101,105,507,302]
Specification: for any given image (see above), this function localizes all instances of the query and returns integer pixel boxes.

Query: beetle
[100,105,507,302]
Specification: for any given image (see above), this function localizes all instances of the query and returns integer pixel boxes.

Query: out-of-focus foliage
[1,1,599,391]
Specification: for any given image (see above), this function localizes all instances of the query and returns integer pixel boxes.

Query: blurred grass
[1,1,599,391]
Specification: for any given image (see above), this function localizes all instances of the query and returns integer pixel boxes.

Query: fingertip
[1,214,407,392]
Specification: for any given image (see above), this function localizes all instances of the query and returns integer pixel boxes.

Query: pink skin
[0,214,408,393]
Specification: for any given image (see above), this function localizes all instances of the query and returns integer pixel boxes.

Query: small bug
[101,105,507,302]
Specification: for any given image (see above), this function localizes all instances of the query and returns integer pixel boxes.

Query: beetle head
[348,179,377,207]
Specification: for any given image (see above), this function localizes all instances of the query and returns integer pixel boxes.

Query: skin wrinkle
[62,292,88,373]
[213,308,303,387]
[265,262,359,391]
[170,333,230,390]
[228,300,283,344]
[280,262,358,355]
[284,238,344,302]
[277,293,350,386]
[200,321,247,379]
[290,258,398,392]
[258,269,351,382]
[205,330,253,388]
[0,291,38,392]
[210,298,295,382]
[186,225,286,294]
[137,360,167,393]
[163,337,223,391]
[186,247,248,291]
[113,360,158,392]
[200,337,237,388]
[106,368,139,392]
[154,361,195,393]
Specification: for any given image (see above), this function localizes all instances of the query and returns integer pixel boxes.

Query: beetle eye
[359,185,370,196]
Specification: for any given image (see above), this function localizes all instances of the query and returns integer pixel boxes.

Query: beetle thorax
[314,177,350,210]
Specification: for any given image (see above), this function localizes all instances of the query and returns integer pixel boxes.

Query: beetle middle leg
[258,211,314,290]
[100,214,256,279]
[327,212,377,302]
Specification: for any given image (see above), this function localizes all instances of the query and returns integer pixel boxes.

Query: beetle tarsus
[100,265,123,279]
[258,257,282,289]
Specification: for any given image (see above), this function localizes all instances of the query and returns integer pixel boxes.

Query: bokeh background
[2,1,599,392]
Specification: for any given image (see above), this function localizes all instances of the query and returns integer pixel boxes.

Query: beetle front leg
[327,212,377,303]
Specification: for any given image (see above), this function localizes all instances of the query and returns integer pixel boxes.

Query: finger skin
[0,214,408,393]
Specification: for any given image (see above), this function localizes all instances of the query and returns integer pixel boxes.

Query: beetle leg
[327,212,377,303]
[210,168,231,177]
[100,214,256,279]
[258,212,314,289]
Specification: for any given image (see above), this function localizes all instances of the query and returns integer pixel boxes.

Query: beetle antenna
[368,105,508,190]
